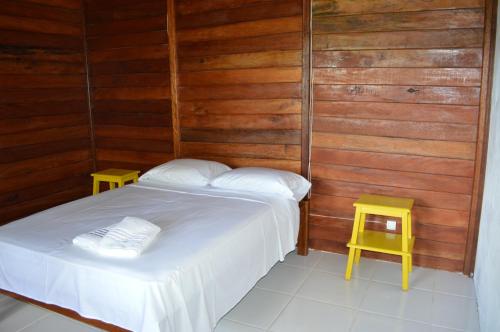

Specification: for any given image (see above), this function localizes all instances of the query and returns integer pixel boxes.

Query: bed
[0,179,309,331]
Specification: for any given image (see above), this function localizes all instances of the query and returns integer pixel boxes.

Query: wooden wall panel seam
[80,0,96,172]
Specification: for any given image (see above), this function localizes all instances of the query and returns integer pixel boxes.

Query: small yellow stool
[91,169,140,195]
[345,194,415,290]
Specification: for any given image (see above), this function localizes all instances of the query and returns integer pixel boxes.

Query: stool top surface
[91,168,140,177]
[354,194,414,211]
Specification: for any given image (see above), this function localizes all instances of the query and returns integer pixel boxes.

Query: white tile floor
[0,250,479,332]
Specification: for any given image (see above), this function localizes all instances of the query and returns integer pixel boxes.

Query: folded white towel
[72,226,111,251]
[73,217,161,258]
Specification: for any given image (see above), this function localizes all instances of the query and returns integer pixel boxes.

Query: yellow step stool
[91,169,140,195]
[345,194,415,290]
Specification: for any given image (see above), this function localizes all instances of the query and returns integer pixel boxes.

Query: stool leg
[118,179,125,188]
[133,175,138,184]
[110,182,116,190]
[401,213,409,290]
[92,178,99,195]
[407,212,413,273]
[354,213,366,264]
[402,254,409,291]
[345,209,362,280]
[345,248,356,281]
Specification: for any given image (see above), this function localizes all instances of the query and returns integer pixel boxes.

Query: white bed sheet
[0,182,299,332]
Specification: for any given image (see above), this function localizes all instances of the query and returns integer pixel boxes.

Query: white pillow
[210,167,311,201]
[139,159,231,187]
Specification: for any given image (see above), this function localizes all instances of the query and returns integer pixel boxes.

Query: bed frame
[0,199,309,331]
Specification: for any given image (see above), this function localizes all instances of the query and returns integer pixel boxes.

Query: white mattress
[0,182,300,332]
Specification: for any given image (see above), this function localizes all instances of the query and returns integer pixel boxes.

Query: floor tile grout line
[264,255,320,331]
[14,307,51,332]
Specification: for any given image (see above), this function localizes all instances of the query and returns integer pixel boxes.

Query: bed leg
[297,199,309,256]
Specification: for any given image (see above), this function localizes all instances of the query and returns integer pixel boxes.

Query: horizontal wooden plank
[93,100,170,114]
[0,14,81,36]
[94,112,171,127]
[95,160,157,174]
[1,185,90,224]
[314,85,480,105]
[0,126,90,149]
[0,150,90,179]
[23,0,82,10]
[179,50,302,71]
[93,86,170,100]
[89,45,169,63]
[177,0,301,30]
[0,160,92,194]
[0,47,83,63]
[180,99,301,116]
[313,48,483,68]
[0,101,87,119]
[0,30,83,50]
[181,128,301,144]
[0,175,88,208]
[0,59,84,74]
[183,155,301,173]
[311,148,475,177]
[0,0,82,24]
[0,74,85,88]
[88,30,167,50]
[313,116,477,142]
[312,133,476,160]
[95,137,173,153]
[178,32,302,57]
[95,125,172,140]
[0,114,88,134]
[313,9,483,33]
[87,15,166,36]
[0,88,85,103]
[311,179,471,211]
[309,215,467,245]
[310,194,469,227]
[181,114,301,130]
[0,138,91,164]
[180,67,302,85]
[312,164,473,194]
[181,142,300,160]
[96,149,173,165]
[310,238,464,271]
[312,0,484,16]
[313,68,482,87]
[178,16,302,43]
[313,29,483,51]
[86,1,166,23]
[176,0,272,16]
[93,73,170,88]
[179,83,302,100]
[313,101,478,124]
[90,59,169,75]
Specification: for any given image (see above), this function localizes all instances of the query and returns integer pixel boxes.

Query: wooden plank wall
[84,0,174,173]
[309,0,486,271]
[175,0,305,173]
[0,0,93,225]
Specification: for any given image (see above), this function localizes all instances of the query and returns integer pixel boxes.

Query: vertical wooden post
[464,0,498,275]
[167,0,181,158]
[301,0,312,182]
[297,199,310,256]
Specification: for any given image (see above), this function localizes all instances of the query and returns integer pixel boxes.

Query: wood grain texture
[85,0,174,172]
[0,0,92,225]
[309,0,489,272]
[176,0,304,172]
